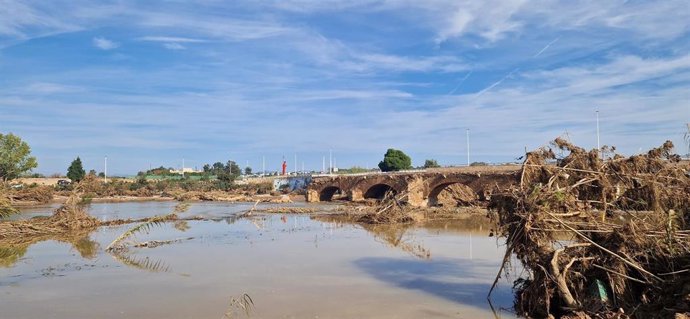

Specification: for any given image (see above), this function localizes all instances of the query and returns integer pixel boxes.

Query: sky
[1,0,689,176]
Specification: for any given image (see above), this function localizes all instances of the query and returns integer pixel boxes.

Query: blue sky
[1,0,689,175]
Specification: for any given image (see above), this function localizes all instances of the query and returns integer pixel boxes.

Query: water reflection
[0,229,99,268]
[361,224,431,259]
[3,202,515,318]
[355,257,514,317]
[110,251,171,273]
[0,246,27,267]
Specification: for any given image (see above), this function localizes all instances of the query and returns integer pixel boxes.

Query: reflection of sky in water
[14,200,316,221]
[1,202,516,318]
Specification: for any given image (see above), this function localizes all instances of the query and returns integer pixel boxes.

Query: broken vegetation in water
[224,293,255,319]
[0,187,99,240]
[105,202,191,252]
[104,202,193,272]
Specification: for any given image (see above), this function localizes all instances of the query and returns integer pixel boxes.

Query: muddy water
[1,202,516,318]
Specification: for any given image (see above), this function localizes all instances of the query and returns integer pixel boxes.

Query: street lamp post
[596,110,601,158]
[466,129,470,167]
[104,156,107,183]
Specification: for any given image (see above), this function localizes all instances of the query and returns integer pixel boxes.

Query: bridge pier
[349,189,364,202]
[306,189,319,202]
[405,177,427,207]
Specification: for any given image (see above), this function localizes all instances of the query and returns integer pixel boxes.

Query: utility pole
[329,150,333,174]
[596,110,601,158]
[262,156,265,176]
[322,156,326,173]
[104,156,107,183]
[294,153,297,175]
[302,162,304,174]
[685,123,690,159]
[466,129,470,166]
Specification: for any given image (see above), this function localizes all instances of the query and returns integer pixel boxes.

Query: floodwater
[1,202,516,319]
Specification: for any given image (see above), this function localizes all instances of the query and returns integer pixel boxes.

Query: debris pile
[10,185,54,204]
[434,183,478,207]
[0,187,18,218]
[488,139,690,318]
[0,190,99,240]
[356,191,423,224]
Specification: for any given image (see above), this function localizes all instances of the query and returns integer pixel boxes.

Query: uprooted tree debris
[0,189,99,240]
[0,186,198,243]
[488,139,690,318]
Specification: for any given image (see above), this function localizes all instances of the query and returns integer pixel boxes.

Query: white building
[169,167,202,174]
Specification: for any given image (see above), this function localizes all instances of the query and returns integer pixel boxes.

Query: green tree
[229,161,241,176]
[67,157,86,182]
[244,167,252,175]
[0,133,38,181]
[423,159,440,168]
[378,149,412,172]
[217,160,241,182]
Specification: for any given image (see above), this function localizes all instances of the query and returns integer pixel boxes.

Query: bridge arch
[319,186,343,201]
[424,175,479,207]
[351,175,408,202]
[427,182,477,207]
[363,183,397,200]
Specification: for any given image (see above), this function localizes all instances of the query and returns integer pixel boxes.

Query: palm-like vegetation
[106,202,190,251]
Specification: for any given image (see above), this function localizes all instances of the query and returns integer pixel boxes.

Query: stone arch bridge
[306,168,520,207]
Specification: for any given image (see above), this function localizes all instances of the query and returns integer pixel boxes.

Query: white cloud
[24,82,84,94]
[354,53,467,73]
[137,12,293,41]
[138,36,207,43]
[92,36,119,50]
[288,32,467,73]
[163,42,185,50]
[262,0,690,43]
[522,54,690,94]
[0,0,78,38]
[436,0,527,42]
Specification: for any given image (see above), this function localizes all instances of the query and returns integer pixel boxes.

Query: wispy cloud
[137,36,207,43]
[92,36,119,50]
[0,0,78,38]
[163,42,185,50]
[0,1,688,173]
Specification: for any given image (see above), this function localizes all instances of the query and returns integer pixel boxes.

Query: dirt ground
[15,178,65,186]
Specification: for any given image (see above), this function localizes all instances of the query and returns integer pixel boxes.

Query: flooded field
[1,202,516,318]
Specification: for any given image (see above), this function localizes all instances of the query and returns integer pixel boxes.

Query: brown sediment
[169,190,294,204]
[488,139,690,318]
[258,207,317,214]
